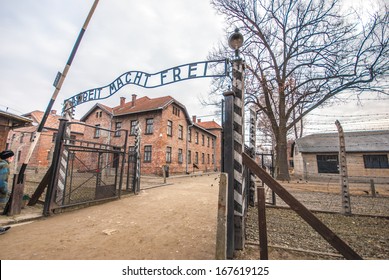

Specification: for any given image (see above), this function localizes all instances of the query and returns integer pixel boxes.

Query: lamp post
[224,28,245,258]
[228,28,244,58]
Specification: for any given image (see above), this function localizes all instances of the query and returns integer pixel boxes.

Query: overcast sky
[0,0,226,121]
[0,0,388,134]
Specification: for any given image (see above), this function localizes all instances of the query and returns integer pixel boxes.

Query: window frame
[166,146,172,163]
[144,145,152,162]
[94,124,101,138]
[167,120,173,137]
[114,121,122,137]
[363,154,389,169]
[145,118,154,134]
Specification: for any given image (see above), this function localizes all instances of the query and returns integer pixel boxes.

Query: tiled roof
[23,111,84,134]
[196,120,222,130]
[113,96,173,115]
[25,111,59,130]
[0,110,32,127]
[295,130,389,153]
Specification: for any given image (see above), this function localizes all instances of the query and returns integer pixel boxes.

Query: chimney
[132,94,137,106]
[192,115,196,123]
[51,110,57,115]
[120,97,126,106]
[197,119,201,123]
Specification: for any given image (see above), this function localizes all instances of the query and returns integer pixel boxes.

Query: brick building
[7,110,84,173]
[0,109,31,150]
[80,94,222,175]
[293,130,389,183]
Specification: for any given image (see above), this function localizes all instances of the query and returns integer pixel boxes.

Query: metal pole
[17,0,100,184]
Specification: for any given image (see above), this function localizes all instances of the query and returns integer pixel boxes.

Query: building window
[52,133,57,143]
[167,120,173,136]
[145,118,154,134]
[112,152,120,168]
[166,146,172,163]
[188,150,192,164]
[130,120,137,135]
[20,133,24,143]
[202,153,205,164]
[114,122,122,137]
[207,154,210,164]
[212,139,215,148]
[47,150,51,161]
[363,155,389,169]
[70,135,76,145]
[195,132,199,144]
[94,124,101,138]
[144,145,152,162]
[178,125,183,140]
[178,148,183,164]
[212,154,215,164]
[128,146,135,162]
[188,128,192,142]
[207,136,210,147]
[195,152,198,164]
[317,155,339,174]
[173,106,180,116]
[202,134,205,146]
[18,151,22,162]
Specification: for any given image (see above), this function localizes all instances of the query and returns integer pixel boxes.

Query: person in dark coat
[0,150,14,234]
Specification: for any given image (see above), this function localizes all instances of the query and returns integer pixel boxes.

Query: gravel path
[239,189,389,260]
[275,191,389,217]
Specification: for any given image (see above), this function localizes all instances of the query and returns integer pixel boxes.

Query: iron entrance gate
[46,120,130,212]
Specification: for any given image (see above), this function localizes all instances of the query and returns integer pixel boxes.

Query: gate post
[133,121,141,194]
[231,57,246,251]
[44,117,68,216]
[223,90,235,259]
[222,28,246,255]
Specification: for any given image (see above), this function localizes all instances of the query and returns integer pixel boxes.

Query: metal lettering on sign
[64,59,227,108]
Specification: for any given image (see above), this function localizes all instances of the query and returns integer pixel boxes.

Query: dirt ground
[1,173,388,260]
[0,173,220,260]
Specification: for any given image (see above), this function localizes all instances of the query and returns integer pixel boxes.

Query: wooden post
[162,165,166,184]
[335,120,351,215]
[370,179,376,197]
[257,186,268,260]
[3,174,25,216]
[216,173,228,260]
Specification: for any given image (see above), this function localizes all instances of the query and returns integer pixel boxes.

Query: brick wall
[82,102,220,176]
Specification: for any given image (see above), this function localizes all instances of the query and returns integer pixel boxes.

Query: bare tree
[209,0,389,180]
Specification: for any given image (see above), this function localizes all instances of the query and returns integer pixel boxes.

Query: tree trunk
[275,127,290,181]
